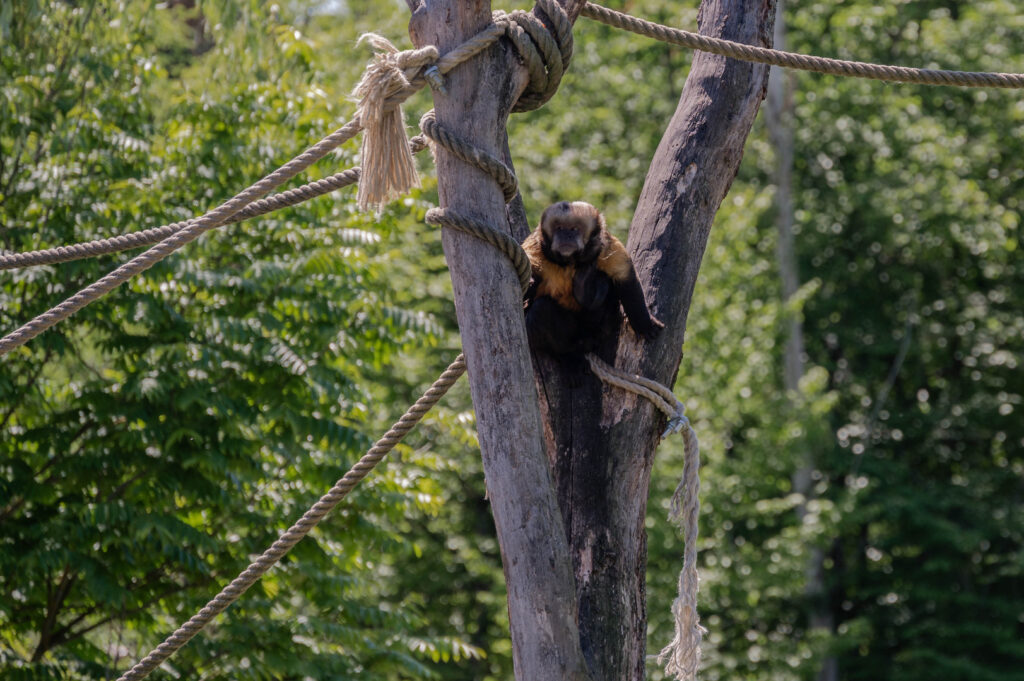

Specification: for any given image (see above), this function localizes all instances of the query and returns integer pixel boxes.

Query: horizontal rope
[0,118,368,357]
[0,138,429,271]
[582,2,1024,89]
[116,354,467,681]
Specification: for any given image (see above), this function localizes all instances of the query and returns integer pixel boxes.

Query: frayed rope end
[664,420,704,680]
[352,34,438,211]
[658,601,707,681]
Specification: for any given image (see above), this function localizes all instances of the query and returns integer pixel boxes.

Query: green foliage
[777,2,1024,678]
[3,1,1022,680]
[1,1,470,679]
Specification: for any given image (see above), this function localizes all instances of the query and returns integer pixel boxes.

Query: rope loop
[494,0,575,112]
[419,110,519,203]
[425,207,532,294]
[417,108,531,293]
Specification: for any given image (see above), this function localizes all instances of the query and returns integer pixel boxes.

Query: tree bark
[407,2,590,680]
[533,2,776,679]
[409,0,775,678]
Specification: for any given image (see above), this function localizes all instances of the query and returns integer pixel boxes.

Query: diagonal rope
[582,2,1024,89]
[115,355,467,681]
[108,9,572,680]
[0,138,429,271]
[0,1,576,356]
[0,117,367,357]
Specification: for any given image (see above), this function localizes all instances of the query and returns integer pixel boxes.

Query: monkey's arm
[572,266,611,311]
[597,236,663,339]
[614,266,663,339]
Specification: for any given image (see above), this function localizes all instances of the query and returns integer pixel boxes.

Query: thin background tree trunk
[764,4,838,680]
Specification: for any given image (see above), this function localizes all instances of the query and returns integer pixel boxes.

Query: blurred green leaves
[2,1,1022,681]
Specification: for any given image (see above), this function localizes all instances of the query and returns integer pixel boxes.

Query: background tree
[2,1,1022,680]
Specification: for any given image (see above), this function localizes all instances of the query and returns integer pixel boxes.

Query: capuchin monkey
[522,201,663,356]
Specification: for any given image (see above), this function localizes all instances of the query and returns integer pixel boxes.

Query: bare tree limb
[408,2,591,679]
[533,1,777,678]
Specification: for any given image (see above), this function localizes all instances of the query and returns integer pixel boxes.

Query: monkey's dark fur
[522,201,663,356]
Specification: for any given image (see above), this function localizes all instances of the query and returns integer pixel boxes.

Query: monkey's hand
[635,315,665,341]
[572,266,612,311]
[524,277,540,308]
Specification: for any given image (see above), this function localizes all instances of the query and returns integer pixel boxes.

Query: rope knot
[493,0,574,112]
[352,34,439,211]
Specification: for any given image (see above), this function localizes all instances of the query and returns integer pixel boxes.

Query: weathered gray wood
[408,2,590,679]
[532,2,777,679]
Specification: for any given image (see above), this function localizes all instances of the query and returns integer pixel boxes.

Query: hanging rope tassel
[660,421,706,681]
[585,353,705,681]
[352,34,438,211]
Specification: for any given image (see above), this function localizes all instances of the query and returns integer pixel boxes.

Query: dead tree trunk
[534,1,776,678]
[410,1,775,679]
[407,2,590,680]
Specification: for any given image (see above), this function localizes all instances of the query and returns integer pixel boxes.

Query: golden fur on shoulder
[523,228,579,310]
[522,207,632,312]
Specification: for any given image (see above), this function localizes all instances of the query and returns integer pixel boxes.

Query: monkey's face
[540,201,603,265]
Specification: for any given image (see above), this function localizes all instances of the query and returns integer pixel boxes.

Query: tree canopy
[1,1,1021,680]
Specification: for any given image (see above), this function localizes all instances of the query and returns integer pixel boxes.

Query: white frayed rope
[352,34,438,211]
[585,353,705,680]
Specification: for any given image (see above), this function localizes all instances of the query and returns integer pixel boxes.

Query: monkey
[521,201,663,356]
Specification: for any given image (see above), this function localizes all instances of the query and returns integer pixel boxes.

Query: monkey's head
[539,201,606,266]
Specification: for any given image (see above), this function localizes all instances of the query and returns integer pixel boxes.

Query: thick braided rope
[0,138,429,271]
[0,117,368,356]
[425,207,532,293]
[583,2,1024,89]
[497,0,574,112]
[586,353,703,681]
[420,111,518,203]
[0,3,563,355]
[115,355,467,681]
[416,110,531,293]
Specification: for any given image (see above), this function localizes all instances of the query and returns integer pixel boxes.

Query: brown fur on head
[539,201,607,265]
[522,200,663,349]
